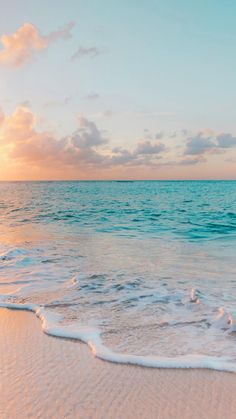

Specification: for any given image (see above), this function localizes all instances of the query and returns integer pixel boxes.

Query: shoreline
[1,303,236,373]
[0,307,236,419]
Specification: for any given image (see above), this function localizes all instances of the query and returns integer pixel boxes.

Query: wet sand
[0,308,235,419]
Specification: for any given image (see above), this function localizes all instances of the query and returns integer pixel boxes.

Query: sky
[0,0,236,180]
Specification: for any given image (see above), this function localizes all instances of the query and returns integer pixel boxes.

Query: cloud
[0,107,107,166]
[71,117,107,149]
[0,22,74,67]
[1,108,234,175]
[45,22,75,43]
[0,23,47,67]
[216,133,236,148]
[71,46,104,61]
[110,140,165,166]
[110,147,134,165]
[86,93,100,100]
[135,140,165,155]
[155,131,163,139]
[143,129,163,140]
[0,107,166,170]
[184,134,216,155]
[179,157,206,165]
[184,131,236,156]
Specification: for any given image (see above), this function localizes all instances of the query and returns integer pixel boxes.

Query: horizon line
[0,179,236,182]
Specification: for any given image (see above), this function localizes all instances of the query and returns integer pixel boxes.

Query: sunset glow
[1,1,236,180]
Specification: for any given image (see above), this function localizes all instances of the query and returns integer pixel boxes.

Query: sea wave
[1,181,236,371]
[0,300,236,373]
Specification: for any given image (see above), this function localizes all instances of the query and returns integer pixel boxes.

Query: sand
[0,308,235,419]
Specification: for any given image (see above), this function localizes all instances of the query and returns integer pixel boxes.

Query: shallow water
[0,181,236,369]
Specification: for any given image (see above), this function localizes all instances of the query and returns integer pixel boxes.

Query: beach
[1,1,236,417]
[0,307,235,419]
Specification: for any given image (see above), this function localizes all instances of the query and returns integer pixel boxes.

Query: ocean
[0,180,236,371]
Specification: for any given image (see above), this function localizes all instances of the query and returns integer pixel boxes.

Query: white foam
[0,301,235,373]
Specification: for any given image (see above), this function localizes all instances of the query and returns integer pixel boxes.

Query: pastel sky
[0,0,236,180]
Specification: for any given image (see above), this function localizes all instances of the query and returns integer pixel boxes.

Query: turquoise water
[1,180,236,240]
[0,181,236,368]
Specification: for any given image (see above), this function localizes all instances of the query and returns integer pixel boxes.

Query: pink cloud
[0,107,235,180]
[0,107,107,166]
[0,107,167,170]
[0,22,74,67]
